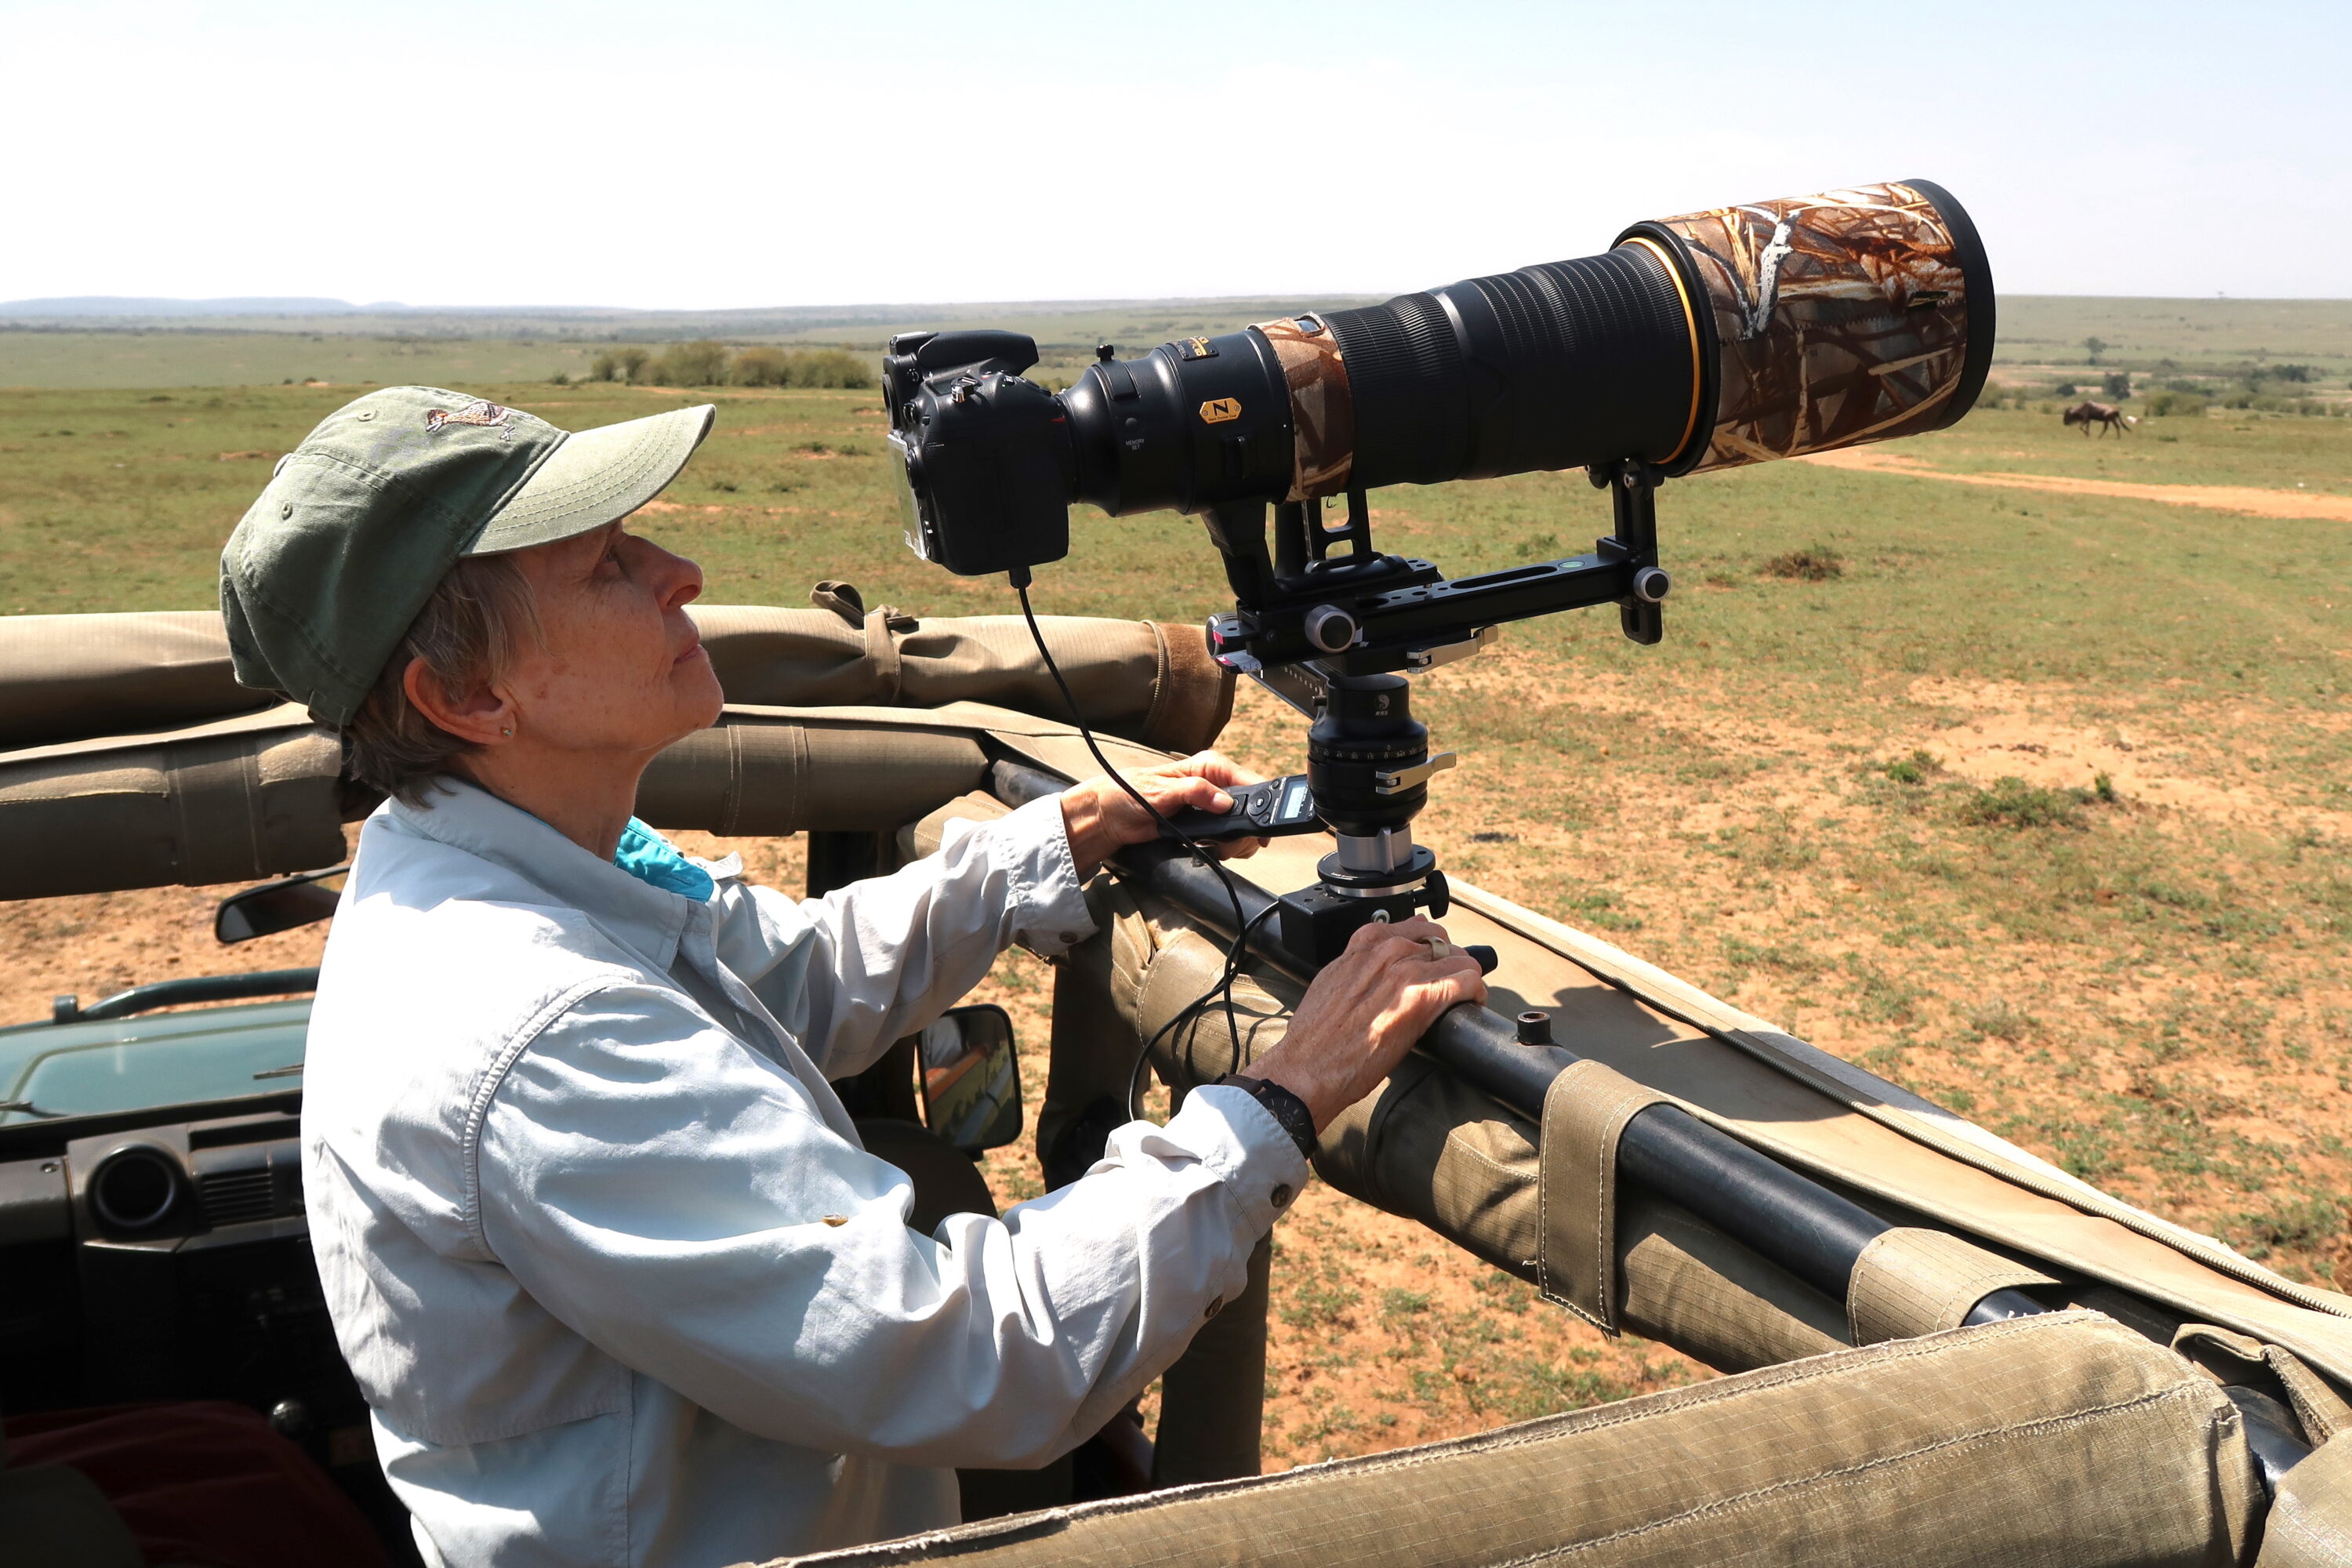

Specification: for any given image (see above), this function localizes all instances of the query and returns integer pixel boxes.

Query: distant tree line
[1976,358,2345,419]
[586,340,874,389]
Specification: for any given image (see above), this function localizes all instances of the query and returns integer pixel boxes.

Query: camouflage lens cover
[1623,180,1993,474]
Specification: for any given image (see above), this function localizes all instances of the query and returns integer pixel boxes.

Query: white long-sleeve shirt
[300,779,1306,1568]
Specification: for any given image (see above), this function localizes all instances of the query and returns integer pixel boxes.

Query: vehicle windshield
[0,999,310,1128]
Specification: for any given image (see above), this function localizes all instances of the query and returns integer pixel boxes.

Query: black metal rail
[993,759,1903,1302]
[993,760,2309,1485]
[50,967,321,1024]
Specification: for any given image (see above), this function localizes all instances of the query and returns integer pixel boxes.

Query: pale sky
[5,1,2346,308]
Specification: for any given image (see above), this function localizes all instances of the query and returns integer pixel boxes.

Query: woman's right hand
[1236,916,1488,1132]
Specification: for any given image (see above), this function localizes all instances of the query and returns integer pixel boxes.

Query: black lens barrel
[1328,245,1696,491]
[1062,331,1295,517]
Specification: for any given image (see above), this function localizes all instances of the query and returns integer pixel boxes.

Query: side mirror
[917,1004,1022,1153]
[216,865,349,945]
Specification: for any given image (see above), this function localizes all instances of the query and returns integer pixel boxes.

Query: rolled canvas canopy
[0,604,1233,900]
[0,600,1232,753]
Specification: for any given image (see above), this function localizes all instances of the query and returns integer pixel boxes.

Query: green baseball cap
[219,386,714,724]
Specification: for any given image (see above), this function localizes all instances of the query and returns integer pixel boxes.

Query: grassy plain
[1997,296,2352,378]
[4,378,2350,1467]
[0,298,1367,390]
[0,332,611,391]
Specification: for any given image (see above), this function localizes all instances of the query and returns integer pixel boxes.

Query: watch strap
[1216,1073,1319,1160]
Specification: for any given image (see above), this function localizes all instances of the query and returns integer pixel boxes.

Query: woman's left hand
[1060,750,1269,875]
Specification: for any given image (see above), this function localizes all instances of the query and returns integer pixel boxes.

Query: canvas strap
[1846,1227,2057,1345]
[1537,1058,1673,1333]
[2174,1323,2352,1446]
[862,606,906,706]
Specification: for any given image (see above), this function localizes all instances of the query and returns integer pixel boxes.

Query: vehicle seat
[0,1462,144,1568]
[3,1399,391,1567]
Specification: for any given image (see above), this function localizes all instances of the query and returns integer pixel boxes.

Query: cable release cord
[1012,579,1268,1117]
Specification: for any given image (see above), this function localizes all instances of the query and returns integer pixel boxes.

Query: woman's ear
[401,656,518,746]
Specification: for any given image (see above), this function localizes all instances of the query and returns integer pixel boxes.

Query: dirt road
[1802,446,2352,521]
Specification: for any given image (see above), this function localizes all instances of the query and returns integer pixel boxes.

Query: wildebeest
[2063,401,2136,436]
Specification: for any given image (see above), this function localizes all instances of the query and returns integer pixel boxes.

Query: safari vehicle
[5,594,2352,1568]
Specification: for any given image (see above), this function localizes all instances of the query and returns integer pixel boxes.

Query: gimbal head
[1200,457,1670,695]
[1226,463,1674,965]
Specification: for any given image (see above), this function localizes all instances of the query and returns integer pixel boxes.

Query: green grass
[1904,402,2352,493]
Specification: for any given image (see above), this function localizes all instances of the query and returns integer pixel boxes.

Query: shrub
[2051,382,2079,397]
[721,346,878,389]
[642,339,731,387]
[1965,997,2035,1041]
[731,346,793,387]
[590,347,649,383]
[2143,390,2209,418]
[787,348,875,389]
[1762,543,1843,581]
[2101,371,2131,399]
[1883,749,1938,785]
[1955,775,2114,829]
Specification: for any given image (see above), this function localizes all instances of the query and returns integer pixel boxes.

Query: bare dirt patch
[1803,446,2352,521]
[1,874,338,1028]
[1248,1181,1688,1467]
[1896,676,2352,834]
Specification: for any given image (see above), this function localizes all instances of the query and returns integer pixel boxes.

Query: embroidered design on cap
[423,399,517,440]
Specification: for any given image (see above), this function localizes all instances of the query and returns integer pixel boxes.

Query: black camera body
[886,326,1296,582]
[884,332,1069,578]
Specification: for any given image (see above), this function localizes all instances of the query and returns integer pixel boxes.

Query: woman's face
[500,521,723,758]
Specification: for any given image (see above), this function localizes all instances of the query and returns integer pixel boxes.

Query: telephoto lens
[887,180,1991,576]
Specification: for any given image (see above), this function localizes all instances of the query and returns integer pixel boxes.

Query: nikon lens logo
[1199,397,1243,424]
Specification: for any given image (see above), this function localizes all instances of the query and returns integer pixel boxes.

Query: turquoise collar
[612,817,716,902]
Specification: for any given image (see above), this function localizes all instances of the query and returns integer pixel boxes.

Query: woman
[220,387,1486,1568]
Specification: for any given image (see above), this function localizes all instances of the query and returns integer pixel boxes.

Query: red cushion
[5,1400,391,1568]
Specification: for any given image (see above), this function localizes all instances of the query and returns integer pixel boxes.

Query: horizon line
[7,290,2352,321]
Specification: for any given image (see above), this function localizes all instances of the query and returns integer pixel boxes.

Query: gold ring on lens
[1618,234,1703,466]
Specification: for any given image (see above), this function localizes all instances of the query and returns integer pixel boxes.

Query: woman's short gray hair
[341,554,540,806]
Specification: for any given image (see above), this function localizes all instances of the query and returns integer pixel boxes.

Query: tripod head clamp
[1210,463,1669,964]
[1202,457,1671,701]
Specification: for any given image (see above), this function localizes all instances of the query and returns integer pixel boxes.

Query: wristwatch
[1216,1073,1318,1160]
